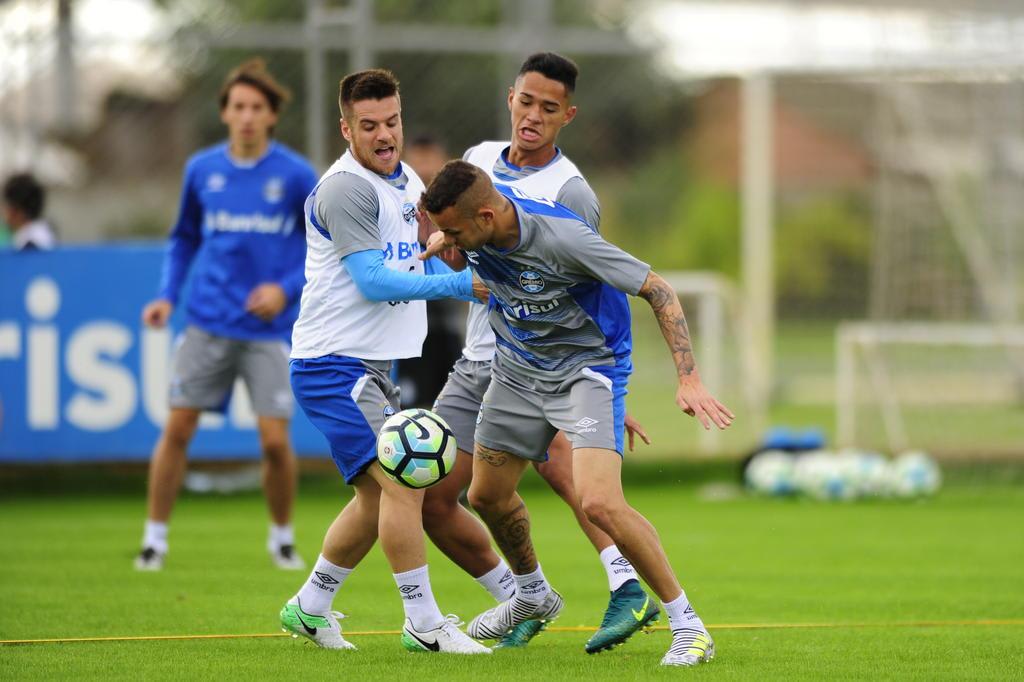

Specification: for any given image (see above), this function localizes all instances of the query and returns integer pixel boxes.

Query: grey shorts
[169,326,293,418]
[475,363,629,461]
[432,358,492,454]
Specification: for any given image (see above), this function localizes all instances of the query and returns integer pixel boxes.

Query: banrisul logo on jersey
[519,270,545,293]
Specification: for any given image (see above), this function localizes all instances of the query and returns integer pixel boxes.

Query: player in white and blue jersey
[421,161,734,667]
[278,69,489,655]
[136,60,318,572]
[421,53,658,653]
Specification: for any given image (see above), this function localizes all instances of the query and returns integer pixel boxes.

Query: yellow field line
[2,619,1022,646]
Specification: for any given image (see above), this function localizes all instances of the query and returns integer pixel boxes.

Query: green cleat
[493,618,547,649]
[280,598,356,650]
[585,579,660,654]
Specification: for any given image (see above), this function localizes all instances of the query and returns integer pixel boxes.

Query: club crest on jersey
[519,270,545,293]
[263,177,285,204]
[402,202,417,225]
[383,404,396,418]
[206,173,226,192]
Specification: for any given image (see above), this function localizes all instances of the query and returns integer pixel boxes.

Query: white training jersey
[290,150,427,360]
[461,141,592,362]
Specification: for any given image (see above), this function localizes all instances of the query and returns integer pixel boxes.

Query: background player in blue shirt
[135,59,319,572]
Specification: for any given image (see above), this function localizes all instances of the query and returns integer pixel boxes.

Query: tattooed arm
[638,271,735,430]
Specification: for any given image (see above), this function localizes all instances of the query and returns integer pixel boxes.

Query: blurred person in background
[399,134,465,407]
[134,59,318,571]
[3,172,57,251]
[419,52,655,653]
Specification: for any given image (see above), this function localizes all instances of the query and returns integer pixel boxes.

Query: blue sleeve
[424,256,478,302]
[277,164,318,302]
[157,162,202,303]
[344,249,473,302]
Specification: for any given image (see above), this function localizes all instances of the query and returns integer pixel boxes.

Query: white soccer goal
[836,322,1024,456]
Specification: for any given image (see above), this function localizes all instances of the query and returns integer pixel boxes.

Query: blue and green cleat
[584,579,660,654]
[493,618,547,649]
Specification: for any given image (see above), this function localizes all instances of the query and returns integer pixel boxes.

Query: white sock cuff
[143,520,168,553]
[393,564,429,583]
[270,524,295,547]
[314,554,353,579]
[662,591,689,612]
[475,559,515,602]
[598,545,619,563]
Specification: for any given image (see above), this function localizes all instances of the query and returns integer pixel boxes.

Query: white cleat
[402,616,492,654]
[280,598,357,650]
[467,589,564,641]
[269,543,306,570]
[134,547,165,571]
[660,628,715,666]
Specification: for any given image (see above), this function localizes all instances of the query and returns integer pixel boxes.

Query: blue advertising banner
[0,246,328,462]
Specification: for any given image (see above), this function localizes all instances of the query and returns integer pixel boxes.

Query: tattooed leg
[467,444,535,573]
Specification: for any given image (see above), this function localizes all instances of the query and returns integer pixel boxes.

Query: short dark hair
[339,69,400,118]
[518,52,578,94]
[3,173,44,220]
[219,58,291,113]
[421,160,487,216]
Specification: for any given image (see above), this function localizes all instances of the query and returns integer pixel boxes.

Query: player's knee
[579,494,617,531]
[163,412,199,448]
[467,484,502,517]
[421,490,460,526]
[261,437,291,463]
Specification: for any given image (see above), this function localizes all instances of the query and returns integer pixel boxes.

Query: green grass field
[2,466,1023,680]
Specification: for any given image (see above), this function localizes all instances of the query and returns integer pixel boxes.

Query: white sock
[142,520,168,554]
[513,564,551,604]
[269,523,295,549]
[394,565,444,631]
[663,591,705,632]
[295,554,352,614]
[475,559,516,603]
[599,545,637,591]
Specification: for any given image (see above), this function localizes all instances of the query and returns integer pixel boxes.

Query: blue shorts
[290,356,400,484]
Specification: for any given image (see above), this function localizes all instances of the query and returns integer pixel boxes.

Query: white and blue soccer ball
[377,409,457,489]
[887,450,941,498]
[794,451,858,501]
[838,449,891,498]
[744,450,797,496]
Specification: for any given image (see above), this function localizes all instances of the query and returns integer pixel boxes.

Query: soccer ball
[838,449,891,498]
[744,450,797,496]
[887,450,941,498]
[794,451,857,501]
[377,408,457,489]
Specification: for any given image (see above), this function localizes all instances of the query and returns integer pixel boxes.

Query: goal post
[836,322,1024,456]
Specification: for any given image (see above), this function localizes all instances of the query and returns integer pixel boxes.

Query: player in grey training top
[421,52,654,654]
[421,160,734,668]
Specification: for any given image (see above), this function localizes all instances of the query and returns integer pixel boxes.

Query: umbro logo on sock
[499,570,514,584]
[520,580,546,592]
[611,557,632,567]
[399,584,423,599]
[312,571,338,592]
[314,571,339,585]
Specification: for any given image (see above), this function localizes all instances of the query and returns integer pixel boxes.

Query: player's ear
[339,116,352,143]
[562,104,578,127]
[507,86,515,112]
